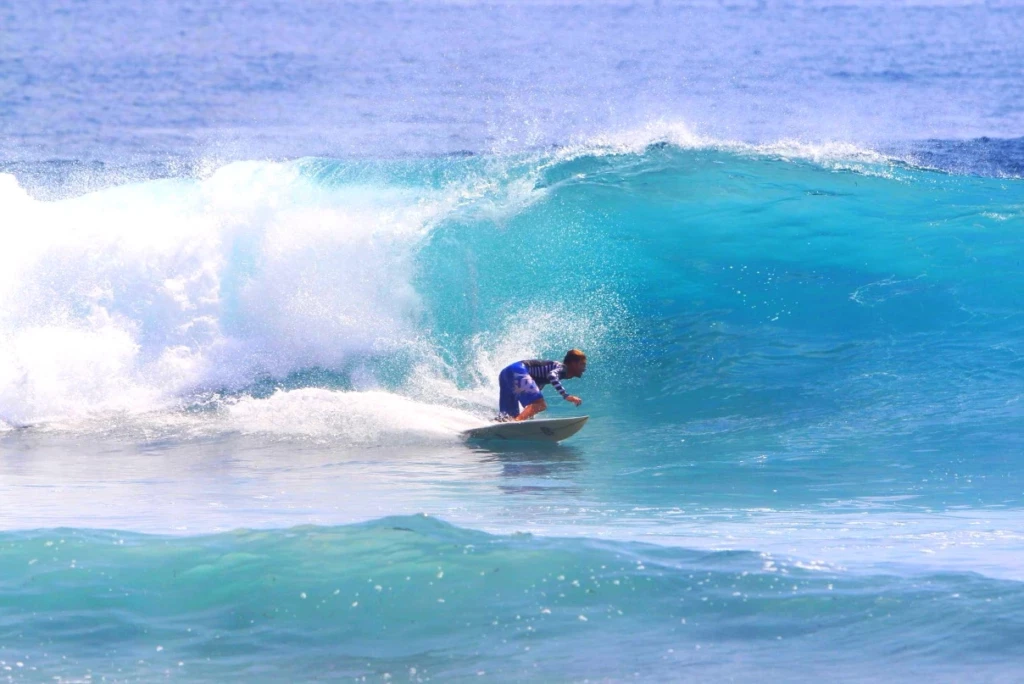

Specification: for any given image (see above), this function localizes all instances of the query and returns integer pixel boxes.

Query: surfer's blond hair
[564,349,587,364]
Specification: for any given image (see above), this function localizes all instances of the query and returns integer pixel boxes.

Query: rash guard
[520,360,571,401]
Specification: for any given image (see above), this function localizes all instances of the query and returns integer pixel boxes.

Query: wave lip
[563,124,1024,180]
[556,120,900,170]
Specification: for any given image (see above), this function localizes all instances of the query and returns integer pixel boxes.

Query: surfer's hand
[567,395,582,406]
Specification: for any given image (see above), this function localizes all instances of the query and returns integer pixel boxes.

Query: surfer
[498,349,586,421]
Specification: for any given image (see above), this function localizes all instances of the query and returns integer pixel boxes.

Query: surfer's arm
[549,372,582,406]
[548,373,570,399]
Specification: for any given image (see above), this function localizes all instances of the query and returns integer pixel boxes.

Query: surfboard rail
[462,415,589,443]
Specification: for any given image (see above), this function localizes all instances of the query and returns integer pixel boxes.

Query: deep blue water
[2,1,1024,681]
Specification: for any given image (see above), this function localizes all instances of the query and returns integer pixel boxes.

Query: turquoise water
[4,0,1024,680]
[3,516,1024,681]
[3,142,1024,681]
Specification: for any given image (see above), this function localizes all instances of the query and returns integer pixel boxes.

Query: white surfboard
[462,415,589,442]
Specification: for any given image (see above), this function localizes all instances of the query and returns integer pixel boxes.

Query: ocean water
[3,0,1024,681]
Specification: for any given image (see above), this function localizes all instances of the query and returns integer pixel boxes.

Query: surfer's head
[563,349,587,378]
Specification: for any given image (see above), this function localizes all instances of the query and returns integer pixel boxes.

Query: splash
[0,161,455,424]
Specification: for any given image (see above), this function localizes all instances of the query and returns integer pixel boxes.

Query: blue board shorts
[498,362,544,418]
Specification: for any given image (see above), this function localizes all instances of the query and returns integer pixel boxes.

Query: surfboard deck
[462,415,589,442]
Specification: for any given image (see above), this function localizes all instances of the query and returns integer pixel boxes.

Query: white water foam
[0,162,465,427]
[220,388,482,444]
[0,153,572,438]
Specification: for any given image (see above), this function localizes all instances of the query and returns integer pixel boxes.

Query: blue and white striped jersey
[521,360,571,400]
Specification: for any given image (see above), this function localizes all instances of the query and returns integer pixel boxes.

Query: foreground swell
[2,516,1023,682]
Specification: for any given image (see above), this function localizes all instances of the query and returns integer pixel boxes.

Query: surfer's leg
[512,371,543,410]
[498,365,521,418]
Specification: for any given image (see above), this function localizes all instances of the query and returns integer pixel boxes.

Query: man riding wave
[498,349,586,421]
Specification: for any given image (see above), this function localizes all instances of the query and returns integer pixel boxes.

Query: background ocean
[2,0,1024,681]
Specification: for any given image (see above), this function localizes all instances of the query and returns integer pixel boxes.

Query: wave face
[3,142,1023,447]
[3,141,1024,499]
[2,516,1023,683]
